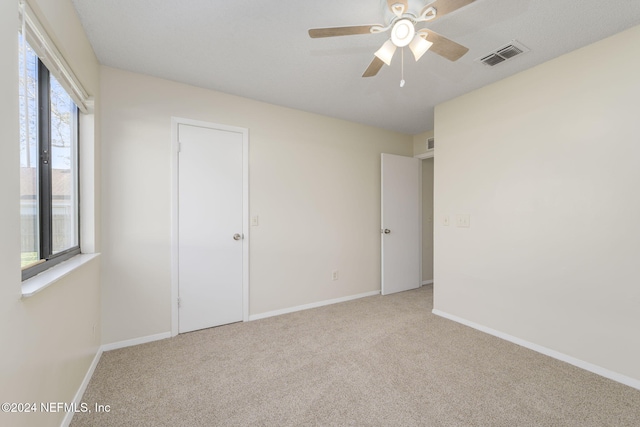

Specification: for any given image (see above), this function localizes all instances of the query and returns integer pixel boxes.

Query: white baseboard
[101,331,171,352]
[432,309,640,391]
[61,346,103,427]
[422,280,433,286]
[249,290,381,321]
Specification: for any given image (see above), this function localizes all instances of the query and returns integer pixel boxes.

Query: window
[19,34,80,280]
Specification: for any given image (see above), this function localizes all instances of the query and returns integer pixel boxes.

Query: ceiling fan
[309,0,475,78]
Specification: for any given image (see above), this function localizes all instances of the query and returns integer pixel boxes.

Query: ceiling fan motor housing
[391,19,416,47]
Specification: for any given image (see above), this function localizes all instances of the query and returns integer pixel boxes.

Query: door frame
[415,154,434,287]
[170,117,249,337]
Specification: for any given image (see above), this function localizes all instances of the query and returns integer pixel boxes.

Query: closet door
[178,123,244,333]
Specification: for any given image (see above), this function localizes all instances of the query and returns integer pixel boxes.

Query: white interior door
[178,123,244,333]
[381,153,421,295]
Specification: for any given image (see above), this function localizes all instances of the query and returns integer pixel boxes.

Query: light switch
[443,216,449,226]
[456,214,470,228]
[251,216,259,226]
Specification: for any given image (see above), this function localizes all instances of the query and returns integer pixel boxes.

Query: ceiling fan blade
[309,25,377,38]
[420,29,469,61]
[362,57,385,77]
[387,0,408,16]
[425,0,475,21]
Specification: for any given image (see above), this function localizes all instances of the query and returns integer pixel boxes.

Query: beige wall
[413,130,434,157]
[434,24,640,381]
[100,66,413,344]
[0,1,101,426]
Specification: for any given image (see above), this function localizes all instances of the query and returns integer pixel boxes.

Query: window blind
[18,0,92,114]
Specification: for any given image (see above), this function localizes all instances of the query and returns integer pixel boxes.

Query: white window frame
[18,0,98,295]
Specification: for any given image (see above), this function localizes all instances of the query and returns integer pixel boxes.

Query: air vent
[480,54,505,66]
[427,137,434,151]
[478,40,529,67]
[497,44,523,59]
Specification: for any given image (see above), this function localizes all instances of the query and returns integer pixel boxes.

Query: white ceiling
[71,0,640,135]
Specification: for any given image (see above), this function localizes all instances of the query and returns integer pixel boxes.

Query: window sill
[21,253,100,298]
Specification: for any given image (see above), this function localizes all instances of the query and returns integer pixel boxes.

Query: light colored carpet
[72,285,640,426]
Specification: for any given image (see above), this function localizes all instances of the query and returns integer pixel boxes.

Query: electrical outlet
[332,270,339,281]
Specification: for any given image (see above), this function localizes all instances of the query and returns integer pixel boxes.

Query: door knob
[233,233,243,240]
[383,229,391,234]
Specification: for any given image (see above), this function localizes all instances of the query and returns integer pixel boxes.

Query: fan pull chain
[400,48,406,88]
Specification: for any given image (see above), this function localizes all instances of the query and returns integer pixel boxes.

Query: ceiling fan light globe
[409,33,433,61]
[391,19,415,47]
[374,39,397,66]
